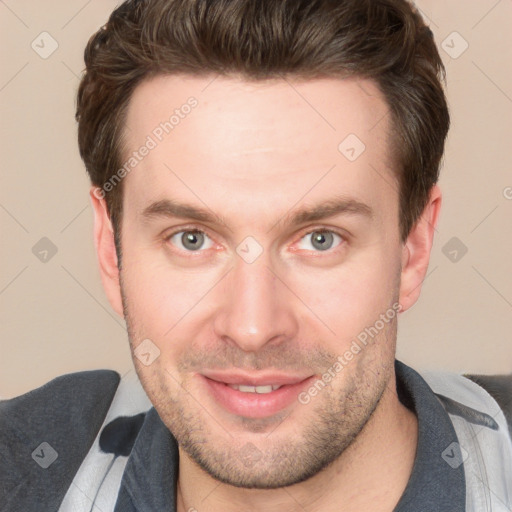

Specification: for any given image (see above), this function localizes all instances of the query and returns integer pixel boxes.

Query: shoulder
[419,366,512,438]
[0,369,120,511]
[0,369,121,434]
[1,369,120,412]
[418,368,512,508]
[463,372,512,437]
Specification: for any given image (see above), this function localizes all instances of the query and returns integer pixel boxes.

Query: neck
[176,373,418,512]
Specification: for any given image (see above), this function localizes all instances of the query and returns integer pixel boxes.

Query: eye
[296,229,344,253]
[167,229,214,252]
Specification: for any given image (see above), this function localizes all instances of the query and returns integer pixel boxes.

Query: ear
[399,185,442,313]
[89,187,124,318]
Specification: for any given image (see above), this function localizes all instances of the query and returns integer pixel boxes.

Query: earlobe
[89,187,124,318]
[398,185,442,313]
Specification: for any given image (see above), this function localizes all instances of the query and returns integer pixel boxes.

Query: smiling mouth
[199,373,316,419]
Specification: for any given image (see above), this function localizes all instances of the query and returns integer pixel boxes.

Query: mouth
[199,371,316,419]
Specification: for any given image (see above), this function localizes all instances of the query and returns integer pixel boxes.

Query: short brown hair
[76,0,449,257]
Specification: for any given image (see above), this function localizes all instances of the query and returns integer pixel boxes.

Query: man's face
[118,75,404,487]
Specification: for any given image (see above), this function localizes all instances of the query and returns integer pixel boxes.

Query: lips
[199,371,316,418]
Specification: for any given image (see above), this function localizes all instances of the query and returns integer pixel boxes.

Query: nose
[212,249,298,353]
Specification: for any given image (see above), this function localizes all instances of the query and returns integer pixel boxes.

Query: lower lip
[201,375,315,418]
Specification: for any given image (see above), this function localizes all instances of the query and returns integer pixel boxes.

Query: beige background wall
[1,1,511,399]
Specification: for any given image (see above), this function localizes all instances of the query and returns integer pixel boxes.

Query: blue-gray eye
[169,230,214,252]
[298,230,342,252]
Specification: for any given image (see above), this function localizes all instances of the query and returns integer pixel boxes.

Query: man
[1,0,511,510]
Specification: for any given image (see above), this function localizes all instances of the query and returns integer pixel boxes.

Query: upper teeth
[228,384,282,393]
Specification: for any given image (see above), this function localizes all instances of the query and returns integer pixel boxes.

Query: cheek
[121,257,178,336]
[120,249,216,360]
[290,250,400,342]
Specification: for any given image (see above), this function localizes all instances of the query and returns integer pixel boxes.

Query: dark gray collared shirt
[0,360,466,511]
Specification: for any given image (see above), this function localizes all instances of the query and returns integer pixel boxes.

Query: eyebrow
[140,195,373,229]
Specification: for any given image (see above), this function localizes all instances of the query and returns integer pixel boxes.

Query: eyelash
[163,225,347,256]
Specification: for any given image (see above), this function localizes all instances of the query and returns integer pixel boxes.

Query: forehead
[124,74,391,154]
[121,74,396,224]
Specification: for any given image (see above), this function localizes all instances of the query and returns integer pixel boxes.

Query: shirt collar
[393,359,465,511]
[114,407,179,511]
